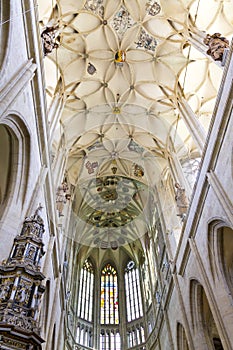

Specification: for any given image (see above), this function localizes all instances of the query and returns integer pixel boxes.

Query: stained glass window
[125,261,143,322]
[77,259,94,322]
[100,264,119,324]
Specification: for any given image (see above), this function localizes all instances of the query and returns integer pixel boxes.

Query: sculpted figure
[56,182,70,217]
[204,33,229,61]
[175,183,189,221]
[41,25,60,56]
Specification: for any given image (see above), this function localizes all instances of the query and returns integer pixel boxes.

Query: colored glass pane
[100,264,119,324]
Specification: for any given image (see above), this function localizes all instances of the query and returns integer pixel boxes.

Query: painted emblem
[135,28,157,51]
[146,1,161,16]
[87,62,97,75]
[115,50,126,66]
[111,6,134,39]
[133,163,144,178]
[85,161,98,174]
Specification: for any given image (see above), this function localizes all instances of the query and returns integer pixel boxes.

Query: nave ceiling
[38,0,233,250]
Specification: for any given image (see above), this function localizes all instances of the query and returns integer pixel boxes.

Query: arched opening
[76,258,94,348]
[208,222,233,298]
[219,226,233,297]
[77,258,94,323]
[0,0,10,73]
[190,280,224,350]
[125,260,143,322]
[177,322,189,350]
[100,263,119,325]
[201,286,224,350]
[0,125,12,209]
[0,116,31,217]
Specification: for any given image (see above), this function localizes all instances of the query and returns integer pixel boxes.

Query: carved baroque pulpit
[0,206,46,350]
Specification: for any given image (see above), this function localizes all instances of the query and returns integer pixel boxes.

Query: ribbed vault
[38,0,233,248]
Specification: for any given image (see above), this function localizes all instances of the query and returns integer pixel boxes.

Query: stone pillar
[48,93,65,142]
[177,97,206,152]
[168,152,192,197]
[187,27,209,57]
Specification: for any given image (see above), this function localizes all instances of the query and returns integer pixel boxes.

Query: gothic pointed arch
[0,125,12,211]
[77,258,95,322]
[124,259,143,322]
[100,262,119,325]
[208,220,233,297]
[177,322,189,350]
[0,0,11,78]
[124,259,145,349]
[189,279,224,349]
[0,115,30,218]
[75,257,95,348]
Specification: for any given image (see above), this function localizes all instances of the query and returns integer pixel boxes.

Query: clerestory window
[77,259,94,322]
[125,260,143,322]
[100,263,119,325]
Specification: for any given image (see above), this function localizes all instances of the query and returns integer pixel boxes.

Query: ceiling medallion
[112,106,121,114]
[85,160,98,174]
[111,159,117,174]
[115,50,126,67]
[135,28,157,52]
[111,166,117,174]
[133,163,144,178]
[110,5,134,40]
[146,1,161,16]
[111,151,119,159]
[87,62,97,75]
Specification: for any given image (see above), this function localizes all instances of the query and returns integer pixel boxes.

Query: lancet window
[100,263,119,325]
[77,259,94,322]
[125,260,143,322]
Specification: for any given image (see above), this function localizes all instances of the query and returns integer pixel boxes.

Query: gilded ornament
[113,106,121,114]
[114,50,126,66]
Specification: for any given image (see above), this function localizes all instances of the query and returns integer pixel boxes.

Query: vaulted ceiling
[38,0,233,250]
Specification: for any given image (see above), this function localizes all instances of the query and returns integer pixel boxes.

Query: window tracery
[76,323,93,348]
[100,329,121,350]
[100,264,119,325]
[77,259,94,322]
[127,324,145,348]
[125,261,143,322]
